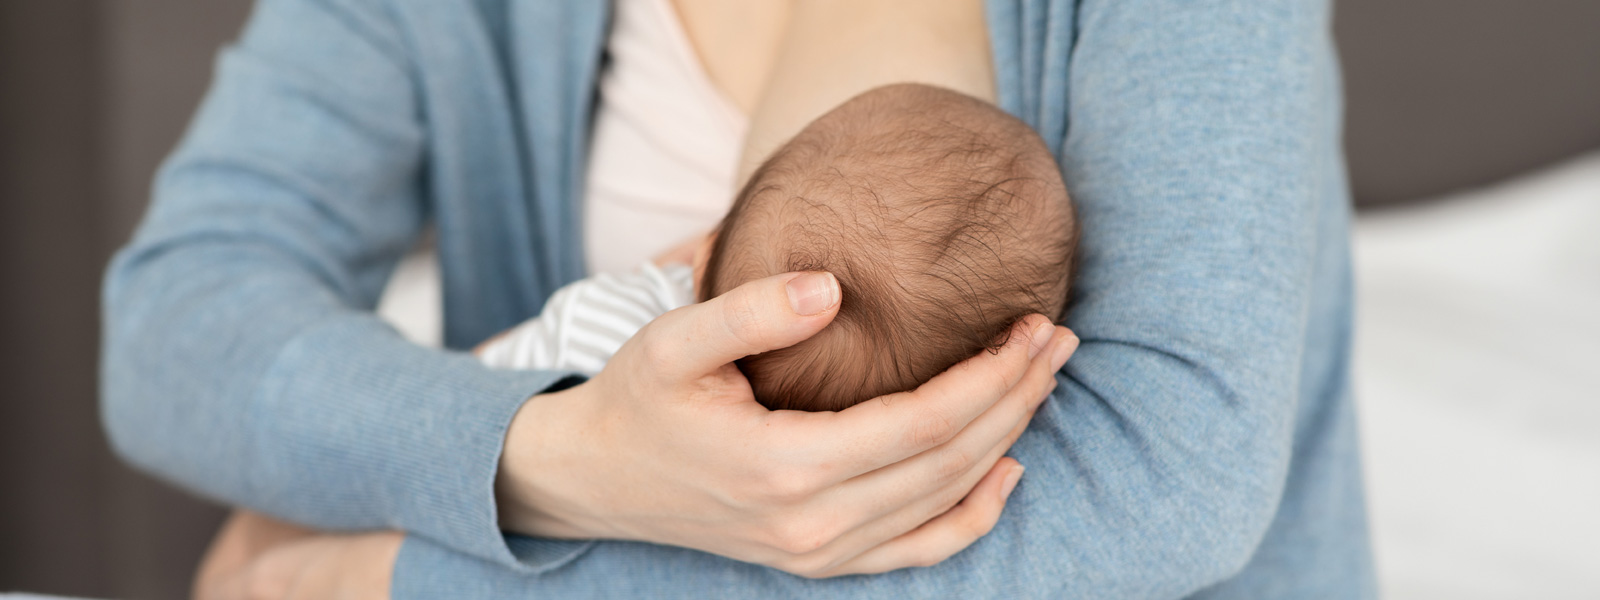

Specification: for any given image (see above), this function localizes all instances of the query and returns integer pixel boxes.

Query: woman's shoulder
[280,0,607,64]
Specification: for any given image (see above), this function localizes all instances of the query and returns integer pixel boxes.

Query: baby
[480,83,1079,411]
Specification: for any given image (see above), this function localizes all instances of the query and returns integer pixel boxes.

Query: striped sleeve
[477,262,695,374]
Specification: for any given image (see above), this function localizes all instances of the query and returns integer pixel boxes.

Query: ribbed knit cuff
[252,316,586,568]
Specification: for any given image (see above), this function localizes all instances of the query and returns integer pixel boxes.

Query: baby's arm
[472,281,576,369]
[476,261,697,372]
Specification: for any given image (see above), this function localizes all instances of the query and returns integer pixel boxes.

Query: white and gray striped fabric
[478,262,695,374]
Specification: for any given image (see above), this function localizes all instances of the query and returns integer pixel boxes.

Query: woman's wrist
[495,383,610,540]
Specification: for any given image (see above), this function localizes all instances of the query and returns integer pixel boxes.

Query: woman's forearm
[99,0,573,569]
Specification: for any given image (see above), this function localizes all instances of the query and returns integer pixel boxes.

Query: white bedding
[1353,152,1600,598]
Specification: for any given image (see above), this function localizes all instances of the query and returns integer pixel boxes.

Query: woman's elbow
[97,246,184,478]
[1174,456,1289,587]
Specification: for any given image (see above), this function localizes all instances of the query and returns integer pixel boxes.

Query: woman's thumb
[642,271,840,381]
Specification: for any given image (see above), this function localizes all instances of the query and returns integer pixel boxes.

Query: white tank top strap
[582,0,749,275]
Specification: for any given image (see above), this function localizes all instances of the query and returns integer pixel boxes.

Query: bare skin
[734,0,995,183]
[193,1,1073,596]
[195,512,400,600]
[672,0,994,182]
[670,0,790,114]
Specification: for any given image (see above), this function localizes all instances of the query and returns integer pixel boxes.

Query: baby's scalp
[703,83,1080,412]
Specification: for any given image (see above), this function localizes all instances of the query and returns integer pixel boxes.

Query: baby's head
[700,84,1079,412]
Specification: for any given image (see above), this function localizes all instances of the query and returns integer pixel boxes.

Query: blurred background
[1,0,1596,598]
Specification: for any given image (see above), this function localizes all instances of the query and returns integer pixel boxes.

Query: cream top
[582,0,749,275]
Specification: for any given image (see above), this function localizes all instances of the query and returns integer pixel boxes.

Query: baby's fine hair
[701,83,1080,412]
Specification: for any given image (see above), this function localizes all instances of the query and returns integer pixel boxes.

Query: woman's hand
[194,511,401,600]
[496,270,1077,577]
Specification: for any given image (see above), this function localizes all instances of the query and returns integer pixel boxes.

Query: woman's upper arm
[1011,0,1343,592]
[101,0,564,568]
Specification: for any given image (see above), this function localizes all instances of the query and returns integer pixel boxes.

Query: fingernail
[1000,465,1025,501]
[1050,330,1079,371]
[786,272,839,316]
[1027,320,1053,359]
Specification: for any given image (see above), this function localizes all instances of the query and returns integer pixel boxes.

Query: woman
[102,0,1373,597]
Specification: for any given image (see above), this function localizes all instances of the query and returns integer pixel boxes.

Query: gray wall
[1339,0,1600,205]
[0,0,1596,598]
[1,2,251,598]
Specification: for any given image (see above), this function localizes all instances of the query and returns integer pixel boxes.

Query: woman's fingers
[205,537,333,600]
[794,407,1034,575]
[633,271,840,385]
[209,533,402,600]
[819,458,1025,577]
[193,511,320,600]
[834,326,1070,516]
[761,327,1072,577]
[796,316,1061,479]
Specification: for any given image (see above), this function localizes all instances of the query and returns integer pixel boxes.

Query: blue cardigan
[101,0,1374,597]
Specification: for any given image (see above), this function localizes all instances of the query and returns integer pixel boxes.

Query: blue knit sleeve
[98,0,575,569]
[393,0,1354,597]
